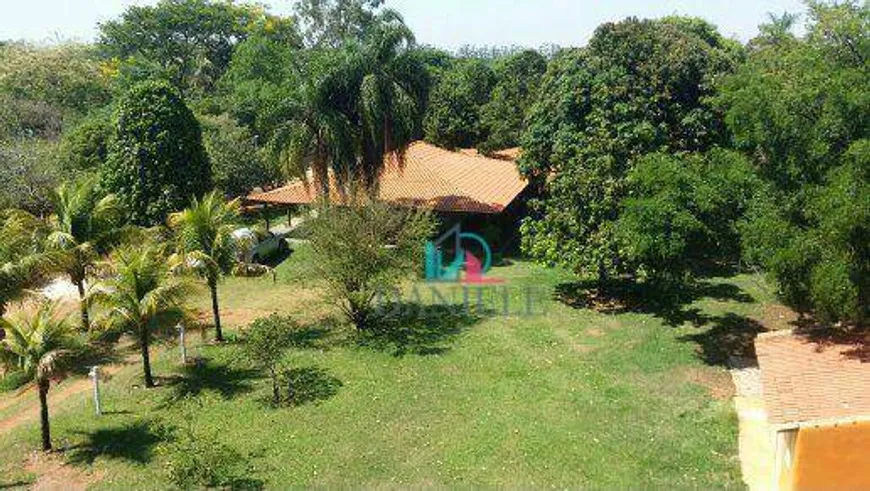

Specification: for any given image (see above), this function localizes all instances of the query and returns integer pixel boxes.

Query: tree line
[1,0,866,336]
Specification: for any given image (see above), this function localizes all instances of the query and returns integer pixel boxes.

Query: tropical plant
[89,245,195,387]
[169,191,240,343]
[101,80,212,226]
[0,209,52,317]
[307,200,436,330]
[0,301,80,451]
[47,177,124,330]
[271,11,428,192]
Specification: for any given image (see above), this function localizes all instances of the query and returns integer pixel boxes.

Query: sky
[0,0,807,48]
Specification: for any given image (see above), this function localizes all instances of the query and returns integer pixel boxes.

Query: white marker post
[89,366,101,416]
[178,323,187,365]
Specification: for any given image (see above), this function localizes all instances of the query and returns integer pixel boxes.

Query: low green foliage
[159,400,254,489]
[242,313,302,404]
[307,201,437,330]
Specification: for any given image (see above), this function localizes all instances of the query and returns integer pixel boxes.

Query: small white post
[89,366,101,416]
[178,323,187,365]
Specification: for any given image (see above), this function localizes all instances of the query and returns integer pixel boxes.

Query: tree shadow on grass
[281,367,343,406]
[555,277,764,367]
[677,313,766,366]
[554,277,754,327]
[65,420,164,466]
[162,358,260,404]
[358,303,487,356]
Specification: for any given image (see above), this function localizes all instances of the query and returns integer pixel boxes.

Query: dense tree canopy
[423,59,497,150]
[101,81,211,226]
[478,49,547,153]
[722,1,869,324]
[98,0,299,95]
[519,17,743,279]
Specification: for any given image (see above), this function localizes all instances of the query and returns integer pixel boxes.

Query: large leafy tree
[0,302,80,451]
[614,149,760,285]
[294,0,385,48]
[98,0,299,95]
[478,49,547,154]
[169,191,240,343]
[102,80,212,226]
[89,245,194,388]
[519,17,742,280]
[423,59,497,150]
[200,114,280,198]
[722,1,869,324]
[47,178,124,330]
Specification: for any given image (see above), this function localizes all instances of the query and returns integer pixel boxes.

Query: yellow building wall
[792,421,870,490]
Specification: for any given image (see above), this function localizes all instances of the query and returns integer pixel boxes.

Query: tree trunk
[141,325,155,388]
[75,278,90,331]
[209,278,223,342]
[270,368,280,405]
[38,379,52,451]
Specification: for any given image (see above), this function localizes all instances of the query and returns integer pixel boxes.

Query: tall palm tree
[271,11,427,194]
[169,191,240,343]
[353,10,428,189]
[47,177,124,330]
[89,245,194,388]
[0,302,79,451]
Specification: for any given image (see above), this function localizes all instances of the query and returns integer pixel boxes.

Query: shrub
[242,314,302,404]
[161,424,250,489]
[307,201,437,330]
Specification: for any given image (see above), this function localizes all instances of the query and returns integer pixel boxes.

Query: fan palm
[47,177,124,330]
[169,191,240,343]
[0,301,79,451]
[89,245,194,388]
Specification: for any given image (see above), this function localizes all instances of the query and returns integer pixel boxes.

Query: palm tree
[1,210,53,318]
[169,192,240,343]
[47,177,124,331]
[89,245,194,388]
[271,11,427,194]
[352,10,428,189]
[0,302,79,451]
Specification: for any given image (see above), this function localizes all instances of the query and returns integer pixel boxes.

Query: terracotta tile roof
[247,142,527,214]
[756,330,870,426]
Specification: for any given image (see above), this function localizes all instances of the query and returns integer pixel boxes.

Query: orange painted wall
[793,421,870,490]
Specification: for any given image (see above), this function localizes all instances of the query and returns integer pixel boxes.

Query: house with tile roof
[754,330,870,490]
[245,141,531,250]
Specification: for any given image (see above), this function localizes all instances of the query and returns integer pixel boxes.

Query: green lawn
[0,247,774,488]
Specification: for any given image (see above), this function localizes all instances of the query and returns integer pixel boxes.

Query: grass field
[0,246,778,488]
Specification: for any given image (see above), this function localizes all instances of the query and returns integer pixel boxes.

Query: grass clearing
[0,246,776,488]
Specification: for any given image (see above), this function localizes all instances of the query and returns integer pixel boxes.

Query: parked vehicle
[232,227,289,264]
